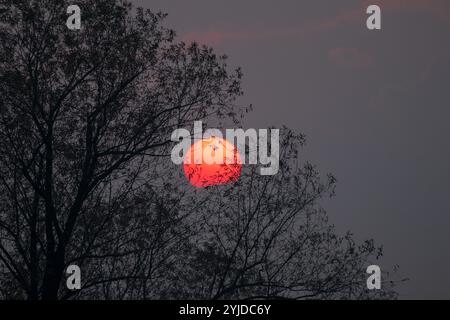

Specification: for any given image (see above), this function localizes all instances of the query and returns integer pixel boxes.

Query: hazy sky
[133,0,450,299]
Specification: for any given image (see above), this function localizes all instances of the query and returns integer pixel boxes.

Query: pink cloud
[179,10,361,46]
[179,8,361,46]
[180,0,450,46]
[179,4,363,46]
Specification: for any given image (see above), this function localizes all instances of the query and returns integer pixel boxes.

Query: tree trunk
[41,252,65,300]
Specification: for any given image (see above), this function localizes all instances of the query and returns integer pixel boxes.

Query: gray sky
[133,0,450,299]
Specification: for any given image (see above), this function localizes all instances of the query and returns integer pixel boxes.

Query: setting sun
[183,137,242,188]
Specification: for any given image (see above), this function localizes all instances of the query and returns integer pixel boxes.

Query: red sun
[183,137,242,188]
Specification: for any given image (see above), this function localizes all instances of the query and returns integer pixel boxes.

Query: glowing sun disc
[183,136,242,188]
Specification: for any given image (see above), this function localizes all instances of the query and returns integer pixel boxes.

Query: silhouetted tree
[0,0,242,299]
[0,0,399,300]
[147,131,398,300]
